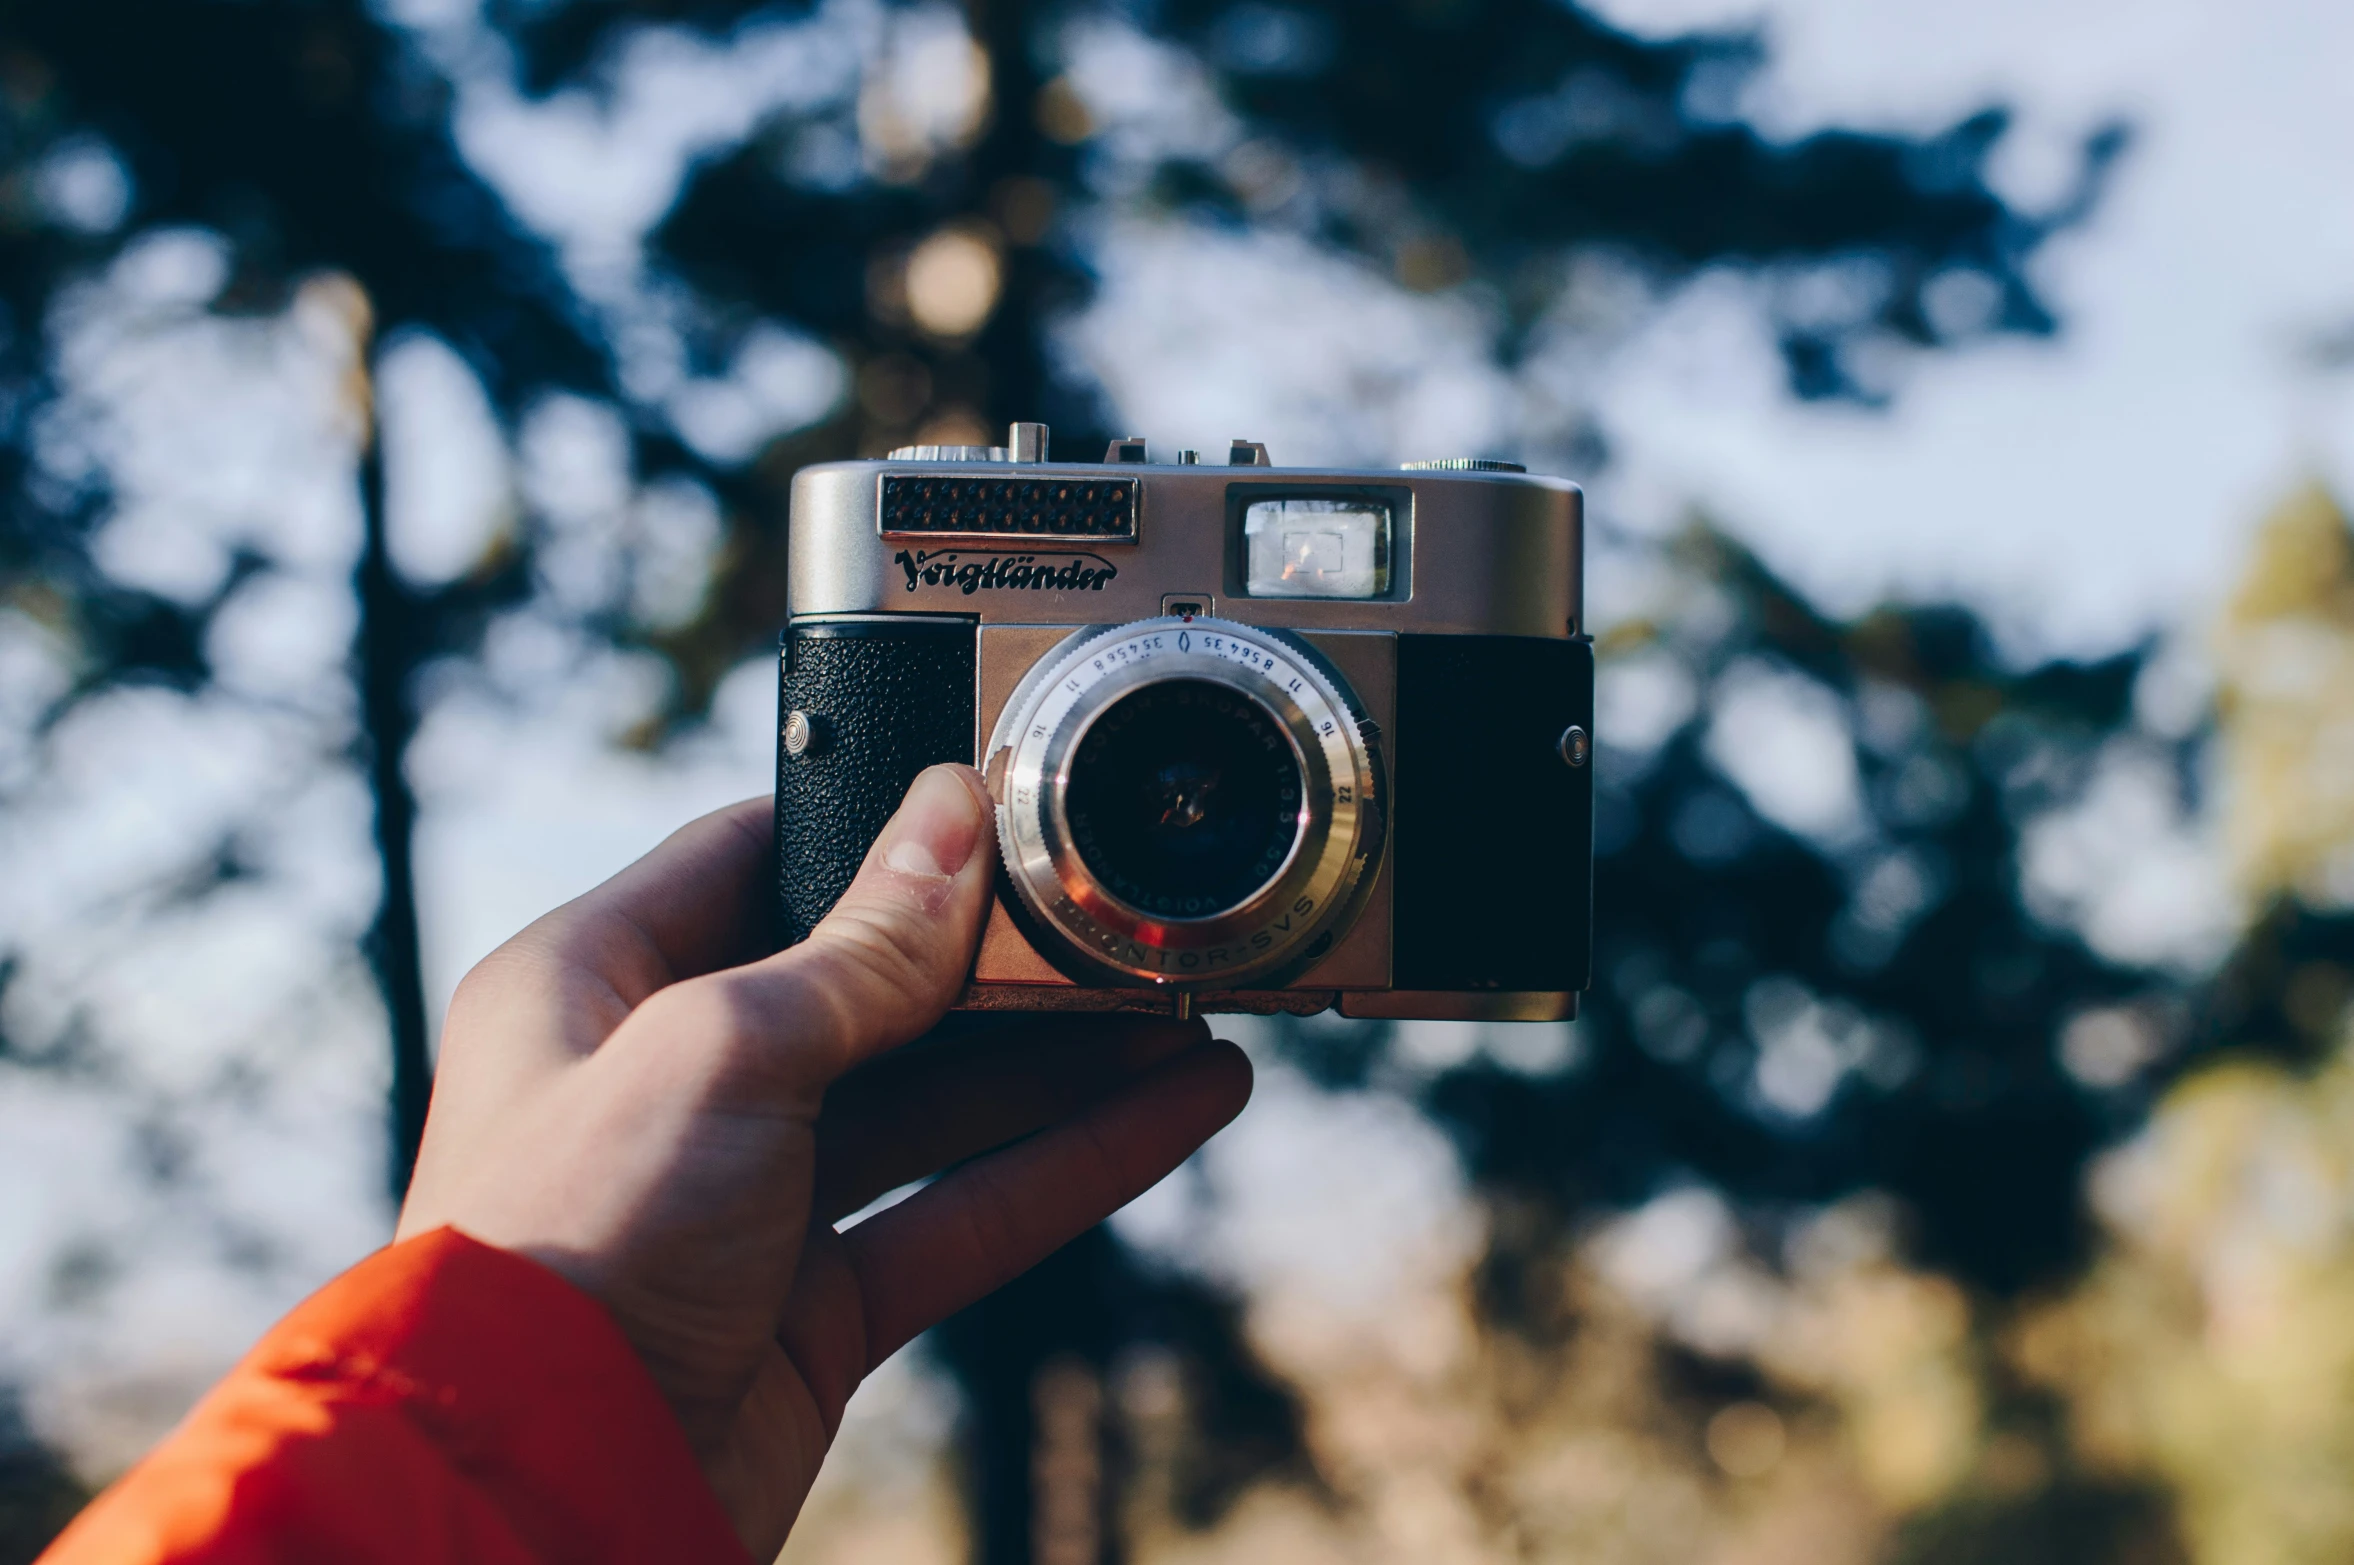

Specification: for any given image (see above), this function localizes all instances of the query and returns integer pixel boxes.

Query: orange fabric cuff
[41,1227,752,1565]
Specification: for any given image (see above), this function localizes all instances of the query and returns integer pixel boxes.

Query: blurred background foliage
[0,1,2345,1563]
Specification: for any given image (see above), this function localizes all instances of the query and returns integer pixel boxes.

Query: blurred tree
[1326,525,2200,1562]
[1981,488,2354,1565]
[0,0,621,1198]
[1425,525,2160,1296]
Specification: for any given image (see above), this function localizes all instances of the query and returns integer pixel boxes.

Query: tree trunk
[932,9,1127,1561]
[353,399,433,1202]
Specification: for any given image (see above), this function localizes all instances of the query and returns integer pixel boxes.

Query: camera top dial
[986,616,1386,990]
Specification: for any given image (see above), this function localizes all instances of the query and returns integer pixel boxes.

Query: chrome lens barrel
[987,616,1384,988]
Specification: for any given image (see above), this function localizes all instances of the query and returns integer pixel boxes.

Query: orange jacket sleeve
[38,1227,753,1565]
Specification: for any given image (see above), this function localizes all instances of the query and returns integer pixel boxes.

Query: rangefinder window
[881,474,1139,540]
[1242,497,1391,599]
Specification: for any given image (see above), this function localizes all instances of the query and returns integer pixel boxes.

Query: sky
[1582,0,2354,659]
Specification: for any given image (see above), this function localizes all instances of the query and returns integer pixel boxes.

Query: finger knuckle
[446,954,505,1020]
[445,941,543,1033]
[814,900,956,1003]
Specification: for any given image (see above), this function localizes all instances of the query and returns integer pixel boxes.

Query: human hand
[393,765,1252,1559]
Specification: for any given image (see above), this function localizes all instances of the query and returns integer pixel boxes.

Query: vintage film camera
[775,424,1593,1021]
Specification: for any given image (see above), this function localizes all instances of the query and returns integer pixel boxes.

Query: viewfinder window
[1242,498,1391,599]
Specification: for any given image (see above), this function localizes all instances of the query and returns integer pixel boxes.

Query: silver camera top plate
[787,439,1583,640]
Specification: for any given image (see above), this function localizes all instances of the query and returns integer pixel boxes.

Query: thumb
[650,764,998,1099]
[800,762,998,1054]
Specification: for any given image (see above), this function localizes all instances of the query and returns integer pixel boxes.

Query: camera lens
[989,616,1384,989]
[1063,679,1304,919]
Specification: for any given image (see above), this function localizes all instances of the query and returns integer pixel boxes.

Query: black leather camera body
[776,425,1593,1022]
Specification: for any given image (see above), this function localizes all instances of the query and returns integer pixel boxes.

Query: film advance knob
[886,443,1003,462]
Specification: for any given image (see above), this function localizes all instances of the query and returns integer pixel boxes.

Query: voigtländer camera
[775,423,1593,1022]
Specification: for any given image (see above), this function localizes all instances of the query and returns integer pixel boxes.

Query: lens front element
[1066,680,1304,919]
[988,617,1385,989]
